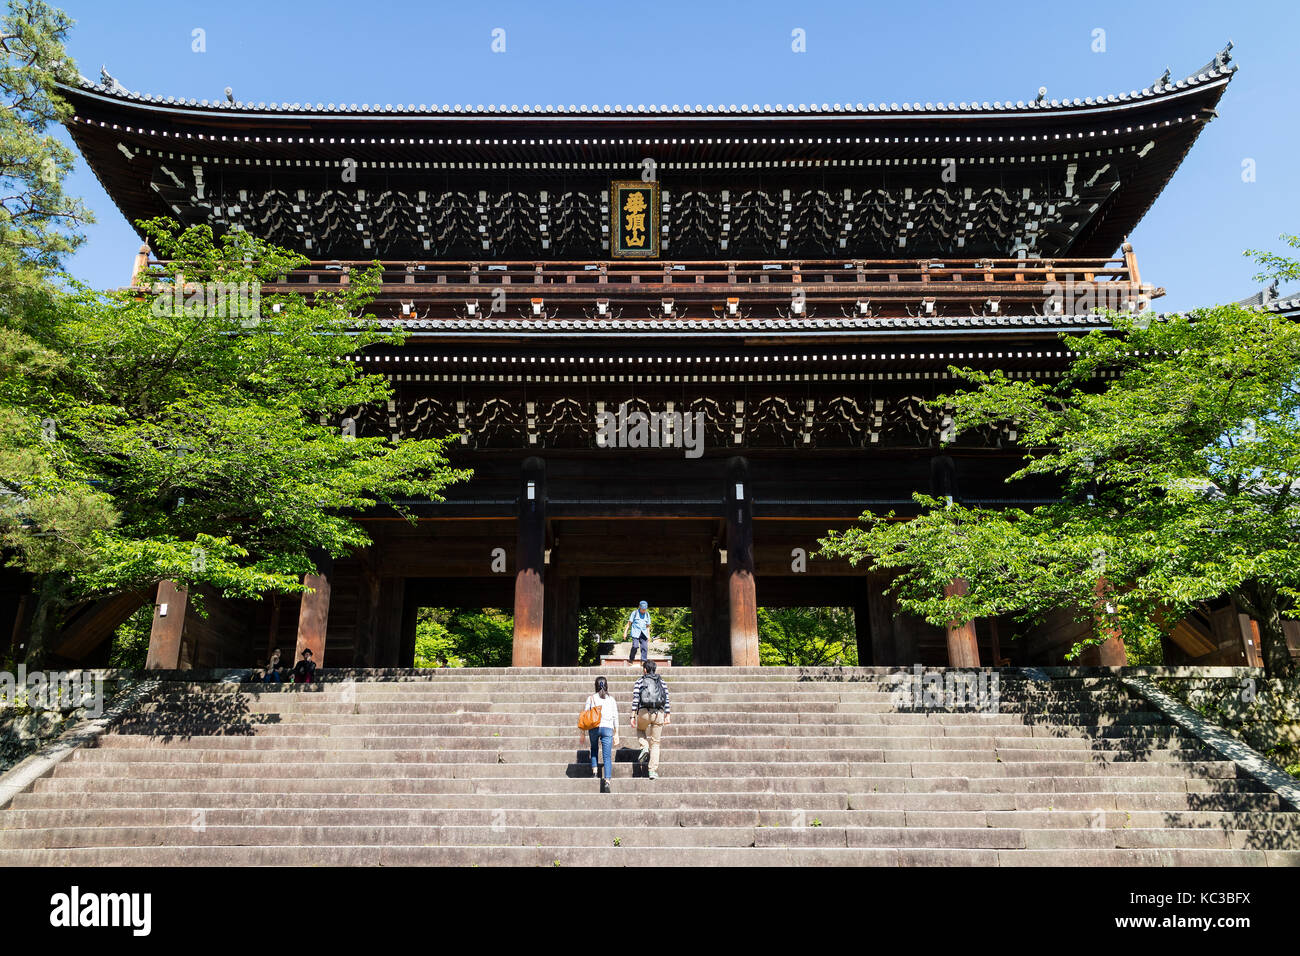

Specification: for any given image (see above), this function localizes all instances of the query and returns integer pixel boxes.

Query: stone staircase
[1,668,1298,865]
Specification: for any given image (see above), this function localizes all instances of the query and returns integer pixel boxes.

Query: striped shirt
[632,674,671,714]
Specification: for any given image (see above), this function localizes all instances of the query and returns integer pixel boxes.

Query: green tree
[577,606,626,665]
[758,606,858,666]
[820,243,1300,676]
[0,0,91,290]
[5,219,471,663]
[414,608,512,667]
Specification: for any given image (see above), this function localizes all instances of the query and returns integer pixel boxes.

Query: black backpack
[640,675,664,711]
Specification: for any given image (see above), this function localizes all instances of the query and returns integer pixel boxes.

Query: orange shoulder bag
[578,696,603,731]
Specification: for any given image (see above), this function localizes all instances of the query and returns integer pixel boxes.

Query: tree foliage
[3,219,471,662]
[758,606,858,666]
[414,608,512,668]
[821,246,1300,675]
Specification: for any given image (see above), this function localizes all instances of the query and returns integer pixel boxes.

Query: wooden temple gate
[37,49,1255,668]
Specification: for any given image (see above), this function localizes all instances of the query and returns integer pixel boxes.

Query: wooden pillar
[129,243,151,287]
[398,586,419,668]
[866,571,896,666]
[725,457,759,666]
[294,551,333,666]
[1094,576,1128,666]
[1240,616,1265,669]
[7,594,32,666]
[356,569,381,667]
[943,577,981,667]
[512,457,546,667]
[542,571,577,666]
[376,577,406,667]
[264,594,282,662]
[145,580,188,670]
[561,577,580,667]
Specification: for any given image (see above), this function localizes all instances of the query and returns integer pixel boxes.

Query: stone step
[155,673,1130,687]
[58,747,1245,775]
[150,685,1138,703]
[105,714,1190,736]
[79,744,1218,767]
[3,806,1296,834]
[9,788,1287,814]
[7,821,1290,851]
[6,669,1289,867]
[0,844,1292,867]
[91,733,1210,754]
[131,701,1165,722]
[48,766,1258,793]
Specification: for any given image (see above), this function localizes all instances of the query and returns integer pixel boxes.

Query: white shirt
[584,692,620,729]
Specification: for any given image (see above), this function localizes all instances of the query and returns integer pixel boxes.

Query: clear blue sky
[54,0,1299,310]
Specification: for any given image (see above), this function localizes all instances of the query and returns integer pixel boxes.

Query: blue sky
[54,0,1299,310]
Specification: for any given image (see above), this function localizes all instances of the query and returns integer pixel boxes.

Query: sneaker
[601,778,611,793]
[637,746,650,764]
[592,766,599,777]
[647,770,658,780]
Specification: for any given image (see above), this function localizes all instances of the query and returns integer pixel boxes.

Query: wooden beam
[54,591,149,660]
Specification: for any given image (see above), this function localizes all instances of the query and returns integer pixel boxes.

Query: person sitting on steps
[292,648,316,684]
[630,660,671,780]
[263,648,284,684]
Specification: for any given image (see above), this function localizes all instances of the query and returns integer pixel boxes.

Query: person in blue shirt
[623,600,652,664]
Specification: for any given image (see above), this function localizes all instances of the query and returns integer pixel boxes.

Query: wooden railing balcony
[134,254,1161,320]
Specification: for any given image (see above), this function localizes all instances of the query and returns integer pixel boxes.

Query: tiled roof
[76,48,1234,120]
[365,313,1124,334]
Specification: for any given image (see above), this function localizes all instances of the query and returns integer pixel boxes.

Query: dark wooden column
[725,457,759,666]
[376,577,406,666]
[6,594,32,666]
[356,567,381,667]
[294,551,333,666]
[853,589,873,666]
[866,571,896,666]
[542,570,578,666]
[145,579,188,670]
[691,574,717,665]
[512,457,546,667]
[398,585,420,667]
[944,577,981,667]
[561,576,580,666]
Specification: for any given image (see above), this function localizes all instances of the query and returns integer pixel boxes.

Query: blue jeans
[588,726,614,779]
[630,634,648,662]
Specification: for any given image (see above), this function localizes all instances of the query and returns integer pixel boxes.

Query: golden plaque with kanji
[610,180,660,258]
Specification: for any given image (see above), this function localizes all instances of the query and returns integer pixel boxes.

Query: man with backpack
[630,660,671,780]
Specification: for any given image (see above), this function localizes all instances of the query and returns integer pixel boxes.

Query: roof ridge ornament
[99,65,124,94]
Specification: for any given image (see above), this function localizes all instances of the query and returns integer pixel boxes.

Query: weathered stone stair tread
[2,669,1296,866]
[0,845,1296,867]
